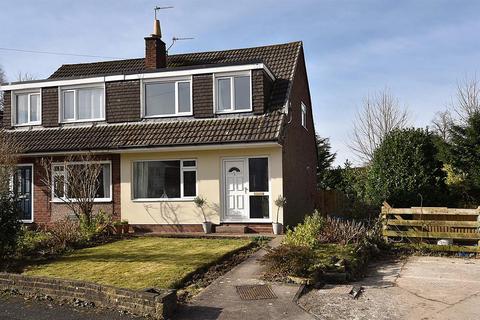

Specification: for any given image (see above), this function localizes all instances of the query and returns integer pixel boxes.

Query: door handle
[245,188,249,194]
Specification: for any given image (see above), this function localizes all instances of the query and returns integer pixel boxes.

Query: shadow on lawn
[40,251,226,264]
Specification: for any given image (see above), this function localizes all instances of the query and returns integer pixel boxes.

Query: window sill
[51,199,112,204]
[13,122,42,127]
[215,109,252,115]
[143,113,193,119]
[60,118,106,124]
[132,197,196,202]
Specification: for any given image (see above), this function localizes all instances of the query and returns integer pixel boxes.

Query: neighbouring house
[0,18,317,233]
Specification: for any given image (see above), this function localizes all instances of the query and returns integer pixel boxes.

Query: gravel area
[298,256,480,320]
[0,294,143,320]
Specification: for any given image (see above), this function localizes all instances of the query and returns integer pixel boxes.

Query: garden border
[0,273,176,320]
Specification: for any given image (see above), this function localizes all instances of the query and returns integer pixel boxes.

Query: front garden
[261,212,386,284]
[23,237,252,290]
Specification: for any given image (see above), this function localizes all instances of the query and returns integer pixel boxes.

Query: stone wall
[0,273,177,320]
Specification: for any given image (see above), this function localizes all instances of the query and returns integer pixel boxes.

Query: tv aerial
[167,37,195,52]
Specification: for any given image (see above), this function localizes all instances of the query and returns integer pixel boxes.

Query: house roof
[49,41,302,110]
[8,113,285,154]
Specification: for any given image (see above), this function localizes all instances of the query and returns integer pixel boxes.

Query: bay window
[215,72,251,113]
[13,91,41,125]
[133,160,197,200]
[52,162,112,202]
[61,86,105,122]
[143,78,192,117]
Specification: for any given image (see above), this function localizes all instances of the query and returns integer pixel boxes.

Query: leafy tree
[365,128,447,207]
[0,131,21,260]
[316,135,336,189]
[448,112,480,203]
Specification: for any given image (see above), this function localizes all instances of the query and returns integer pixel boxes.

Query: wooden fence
[381,202,480,252]
[315,190,347,216]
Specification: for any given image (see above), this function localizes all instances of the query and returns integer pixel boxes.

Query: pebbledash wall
[120,146,283,230]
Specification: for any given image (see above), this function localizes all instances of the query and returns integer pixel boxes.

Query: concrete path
[174,237,313,320]
[299,255,480,320]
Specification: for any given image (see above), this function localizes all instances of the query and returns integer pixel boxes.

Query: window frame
[51,160,112,203]
[301,102,308,129]
[58,84,106,123]
[131,159,198,201]
[213,71,252,114]
[141,76,193,118]
[11,90,42,126]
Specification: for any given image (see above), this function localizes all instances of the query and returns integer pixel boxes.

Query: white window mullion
[180,161,184,198]
[230,77,235,111]
[175,81,179,115]
[73,90,78,121]
[27,93,31,123]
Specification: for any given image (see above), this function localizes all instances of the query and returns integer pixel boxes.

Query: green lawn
[24,237,251,290]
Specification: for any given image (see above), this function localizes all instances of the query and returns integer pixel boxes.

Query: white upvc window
[132,159,197,201]
[301,102,307,129]
[12,91,41,126]
[60,85,105,122]
[52,161,112,202]
[214,71,252,113]
[142,77,192,118]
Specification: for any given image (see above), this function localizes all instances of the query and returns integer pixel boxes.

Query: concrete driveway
[299,255,480,320]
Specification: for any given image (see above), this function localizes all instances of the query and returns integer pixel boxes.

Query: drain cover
[236,285,277,300]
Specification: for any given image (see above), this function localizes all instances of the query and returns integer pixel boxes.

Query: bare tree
[16,72,36,82]
[39,154,104,227]
[0,66,5,111]
[431,110,452,141]
[451,75,480,124]
[349,89,410,164]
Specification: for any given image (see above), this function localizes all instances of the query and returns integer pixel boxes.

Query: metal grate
[235,285,277,300]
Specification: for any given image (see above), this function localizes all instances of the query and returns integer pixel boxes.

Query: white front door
[224,159,249,221]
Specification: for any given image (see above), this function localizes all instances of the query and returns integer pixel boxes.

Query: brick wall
[282,47,318,227]
[193,74,214,118]
[106,81,141,123]
[2,91,11,128]
[19,154,121,225]
[42,87,59,127]
[145,36,167,70]
[0,273,176,319]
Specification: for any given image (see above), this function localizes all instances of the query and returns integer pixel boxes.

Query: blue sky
[1,0,479,164]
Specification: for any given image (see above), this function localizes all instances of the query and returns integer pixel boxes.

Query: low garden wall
[0,273,177,319]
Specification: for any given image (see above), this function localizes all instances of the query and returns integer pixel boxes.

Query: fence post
[381,202,391,241]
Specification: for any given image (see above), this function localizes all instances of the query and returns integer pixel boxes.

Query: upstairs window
[143,78,192,117]
[301,102,307,129]
[61,86,105,122]
[215,72,251,113]
[13,91,41,126]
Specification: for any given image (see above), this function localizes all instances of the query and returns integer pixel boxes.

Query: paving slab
[174,236,313,320]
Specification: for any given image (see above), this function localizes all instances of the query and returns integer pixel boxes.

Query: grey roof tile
[7,113,285,154]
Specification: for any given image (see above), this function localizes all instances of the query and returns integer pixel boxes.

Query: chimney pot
[145,19,166,69]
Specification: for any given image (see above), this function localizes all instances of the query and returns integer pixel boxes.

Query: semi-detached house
[0,19,317,233]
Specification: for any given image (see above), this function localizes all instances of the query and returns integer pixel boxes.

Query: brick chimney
[145,18,167,69]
